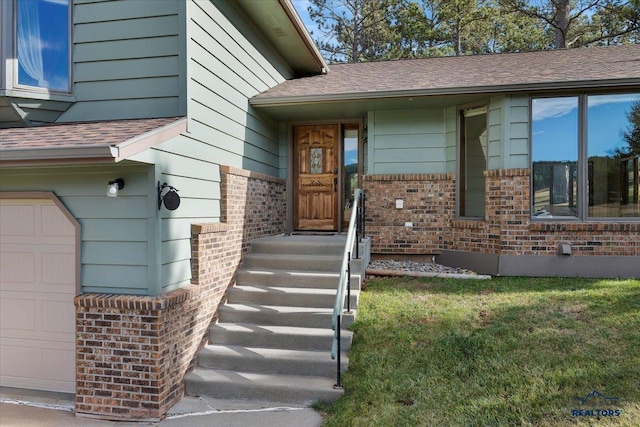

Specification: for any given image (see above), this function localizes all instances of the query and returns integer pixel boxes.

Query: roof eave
[278,0,328,74]
[116,117,187,160]
[251,78,640,107]
[0,117,187,166]
[235,0,327,76]
[0,146,119,166]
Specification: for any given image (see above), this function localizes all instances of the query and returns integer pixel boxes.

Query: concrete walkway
[0,389,324,427]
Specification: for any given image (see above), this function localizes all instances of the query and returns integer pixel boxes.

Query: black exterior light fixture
[107,178,125,197]
[158,181,181,211]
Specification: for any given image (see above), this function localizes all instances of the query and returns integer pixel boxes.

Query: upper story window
[1,0,71,94]
[532,93,640,220]
[16,0,70,92]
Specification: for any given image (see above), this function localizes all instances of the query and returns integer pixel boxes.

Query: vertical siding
[57,0,184,122]
[0,165,155,295]
[369,109,446,174]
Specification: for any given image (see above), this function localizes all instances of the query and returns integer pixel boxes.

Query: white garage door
[0,197,77,393]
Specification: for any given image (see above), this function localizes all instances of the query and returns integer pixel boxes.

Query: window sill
[1,88,75,103]
[451,219,485,229]
[1,88,76,125]
[530,221,640,232]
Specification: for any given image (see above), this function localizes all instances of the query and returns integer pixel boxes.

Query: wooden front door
[293,125,339,231]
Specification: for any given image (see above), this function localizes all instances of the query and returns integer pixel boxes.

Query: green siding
[81,219,148,241]
[507,96,530,168]
[82,265,148,292]
[73,77,179,101]
[369,109,447,174]
[2,0,308,297]
[161,260,192,292]
[444,107,456,173]
[0,165,157,296]
[186,0,286,176]
[487,98,503,170]
[366,98,530,175]
[58,0,184,122]
[483,95,531,170]
[74,37,180,63]
[74,0,179,22]
[82,241,148,265]
[10,98,71,125]
[130,0,294,292]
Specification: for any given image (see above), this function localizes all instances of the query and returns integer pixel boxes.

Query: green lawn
[318,276,640,426]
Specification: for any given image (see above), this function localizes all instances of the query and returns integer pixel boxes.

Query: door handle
[333,168,339,174]
[334,177,338,191]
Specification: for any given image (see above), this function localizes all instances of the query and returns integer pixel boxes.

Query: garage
[0,196,78,393]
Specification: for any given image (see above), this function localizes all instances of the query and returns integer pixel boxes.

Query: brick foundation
[363,169,640,259]
[74,166,286,421]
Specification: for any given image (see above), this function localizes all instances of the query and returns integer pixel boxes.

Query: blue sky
[292,0,322,37]
[533,95,640,161]
[17,0,69,91]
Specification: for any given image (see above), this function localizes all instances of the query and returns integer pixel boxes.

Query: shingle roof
[252,45,640,103]
[0,117,186,163]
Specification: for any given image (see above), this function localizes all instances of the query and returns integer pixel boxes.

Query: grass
[316,277,640,426]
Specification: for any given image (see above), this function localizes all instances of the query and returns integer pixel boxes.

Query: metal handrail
[331,188,364,388]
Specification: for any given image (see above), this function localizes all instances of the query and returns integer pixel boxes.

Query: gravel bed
[367,259,481,276]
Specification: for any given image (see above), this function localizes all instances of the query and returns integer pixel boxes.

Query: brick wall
[486,169,640,256]
[74,166,286,421]
[362,173,454,254]
[363,169,640,257]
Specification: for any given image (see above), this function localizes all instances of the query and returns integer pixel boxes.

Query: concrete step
[185,369,343,405]
[235,269,362,290]
[219,304,355,329]
[209,323,352,351]
[242,253,342,272]
[250,235,346,256]
[228,285,359,308]
[186,234,369,407]
[197,344,348,377]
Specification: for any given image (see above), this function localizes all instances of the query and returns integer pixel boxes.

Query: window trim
[0,0,10,90]
[4,0,73,95]
[530,92,640,222]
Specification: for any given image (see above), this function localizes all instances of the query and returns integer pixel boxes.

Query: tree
[585,0,640,45]
[308,0,401,62]
[499,0,640,48]
[482,1,549,52]
[390,0,452,58]
[306,0,639,62]
[390,0,548,55]
[621,100,640,156]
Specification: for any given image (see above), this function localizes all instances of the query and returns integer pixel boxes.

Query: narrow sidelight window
[460,106,488,218]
